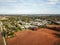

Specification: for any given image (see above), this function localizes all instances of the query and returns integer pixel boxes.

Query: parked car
[29,25,38,31]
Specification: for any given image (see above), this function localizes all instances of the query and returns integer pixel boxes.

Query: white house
[34,19,42,22]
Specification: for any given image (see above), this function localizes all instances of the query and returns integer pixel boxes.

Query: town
[0,15,60,38]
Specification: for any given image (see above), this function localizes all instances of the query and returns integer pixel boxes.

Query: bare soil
[6,25,60,45]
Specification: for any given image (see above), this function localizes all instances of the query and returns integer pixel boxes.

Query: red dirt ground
[47,25,60,28]
[6,25,60,45]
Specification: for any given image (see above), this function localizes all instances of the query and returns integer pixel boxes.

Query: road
[0,29,4,45]
[0,22,6,45]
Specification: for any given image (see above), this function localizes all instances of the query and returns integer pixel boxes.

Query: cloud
[0,0,60,14]
[47,0,59,5]
[0,0,17,2]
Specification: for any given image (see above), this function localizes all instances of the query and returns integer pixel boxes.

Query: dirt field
[6,25,60,45]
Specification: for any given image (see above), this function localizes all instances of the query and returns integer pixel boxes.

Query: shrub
[57,42,60,45]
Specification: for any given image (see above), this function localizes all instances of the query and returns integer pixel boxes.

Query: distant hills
[0,14,60,16]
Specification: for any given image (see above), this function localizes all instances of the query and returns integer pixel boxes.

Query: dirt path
[6,28,60,45]
[0,30,4,45]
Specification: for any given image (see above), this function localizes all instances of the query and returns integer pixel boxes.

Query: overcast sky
[0,0,60,14]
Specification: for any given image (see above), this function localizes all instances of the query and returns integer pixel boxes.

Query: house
[24,23,32,29]
[30,19,43,26]
[32,22,44,26]
[18,20,26,25]
[42,20,50,25]
[34,19,42,22]
[56,21,60,24]
[53,21,60,25]
[20,25,25,29]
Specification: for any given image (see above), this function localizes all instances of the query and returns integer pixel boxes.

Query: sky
[0,0,60,14]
